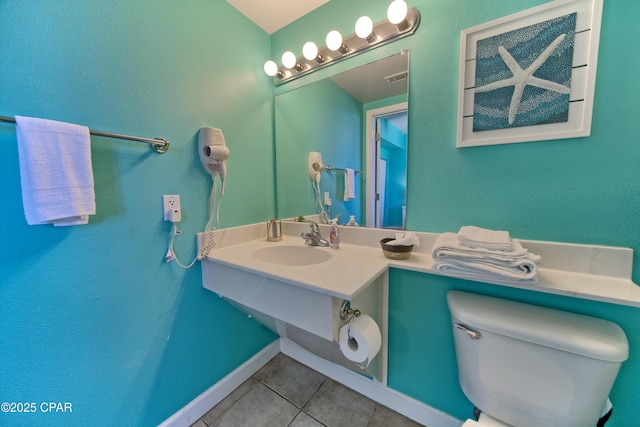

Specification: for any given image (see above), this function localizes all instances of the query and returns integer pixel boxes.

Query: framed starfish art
[456,0,603,147]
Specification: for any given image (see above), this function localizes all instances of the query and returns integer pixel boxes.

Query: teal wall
[2,1,639,426]
[272,0,640,425]
[0,1,276,426]
[275,78,362,222]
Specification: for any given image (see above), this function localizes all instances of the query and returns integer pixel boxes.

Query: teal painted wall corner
[1,0,639,426]
[0,1,276,426]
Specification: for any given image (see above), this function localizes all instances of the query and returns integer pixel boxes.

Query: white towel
[433,258,538,285]
[16,116,95,226]
[433,233,538,262]
[386,232,420,246]
[344,168,355,201]
[431,232,541,285]
[457,225,512,251]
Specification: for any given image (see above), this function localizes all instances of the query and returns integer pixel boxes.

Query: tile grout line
[200,378,262,427]
[365,405,380,427]
[259,373,330,427]
[298,377,329,427]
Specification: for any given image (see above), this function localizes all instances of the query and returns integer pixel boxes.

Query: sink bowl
[251,245,332,266]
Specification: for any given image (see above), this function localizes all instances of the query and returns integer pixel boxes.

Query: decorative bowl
[380,238,413,260]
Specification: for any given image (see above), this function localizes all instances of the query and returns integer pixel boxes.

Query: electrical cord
[167,222,198,269]
[312,173,330,224]
[199,176,222,259]
[166,174,223,268]
[204,175,223,232]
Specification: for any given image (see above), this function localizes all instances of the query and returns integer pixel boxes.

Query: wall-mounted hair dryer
[198,127,229,193]
[308,151,324,184]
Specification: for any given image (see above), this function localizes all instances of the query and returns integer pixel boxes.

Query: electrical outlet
[163,195,181,222]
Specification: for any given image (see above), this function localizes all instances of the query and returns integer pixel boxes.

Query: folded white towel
[344,168,355,201]
[16,116,95,226]
[433,258,538,285]
[433,233,540,263]
[432,232,541,284]
[457,225,512,251]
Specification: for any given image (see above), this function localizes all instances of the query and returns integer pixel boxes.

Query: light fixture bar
[269,7,420,85]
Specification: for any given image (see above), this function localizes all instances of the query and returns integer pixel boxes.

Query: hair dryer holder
[308,152,324,182]
[198,127,229,177]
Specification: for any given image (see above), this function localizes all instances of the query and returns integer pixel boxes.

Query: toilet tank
[447,291,628,427]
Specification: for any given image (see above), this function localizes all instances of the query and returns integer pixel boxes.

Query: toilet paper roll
[338,314,382,365]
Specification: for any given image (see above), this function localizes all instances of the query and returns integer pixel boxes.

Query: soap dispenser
[329,218,340,249]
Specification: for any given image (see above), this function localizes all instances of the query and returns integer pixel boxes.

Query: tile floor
[190,353,423,427]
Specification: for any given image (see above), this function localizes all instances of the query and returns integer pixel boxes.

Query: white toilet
[447,291,629,427]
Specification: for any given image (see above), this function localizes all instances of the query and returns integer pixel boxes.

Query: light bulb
[282,51,297,69]
[355,16,374,39]
[326,30,343,51]
[387,0,408,25]
[303,42,318,61]
[263,60,278,77]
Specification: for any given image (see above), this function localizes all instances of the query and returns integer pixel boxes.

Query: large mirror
[274,51,409,229]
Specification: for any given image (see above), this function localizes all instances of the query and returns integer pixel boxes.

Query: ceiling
[331,53,408,134]
[330,53,408,104]
[226,0,330,34]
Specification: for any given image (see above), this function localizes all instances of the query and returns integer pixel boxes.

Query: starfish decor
[475,33,571,125]
[471,12,576,132]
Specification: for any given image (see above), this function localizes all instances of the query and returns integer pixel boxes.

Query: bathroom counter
[388,252,640,308]
[200,222,640,308]
[202,234,388,300]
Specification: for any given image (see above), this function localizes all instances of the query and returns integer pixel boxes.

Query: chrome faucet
[301,221,329,247]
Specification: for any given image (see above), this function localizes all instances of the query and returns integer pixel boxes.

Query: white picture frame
[456,0,603,148]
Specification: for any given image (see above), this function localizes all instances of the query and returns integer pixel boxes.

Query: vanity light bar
[265,2,420,85]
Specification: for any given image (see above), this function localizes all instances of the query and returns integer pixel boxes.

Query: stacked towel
[343,168,355,201]
[457,225,511,251]
[16,116,96,226]
[432,227,541,285]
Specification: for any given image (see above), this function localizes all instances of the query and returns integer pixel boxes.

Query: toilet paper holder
[339,300,361,320]
[339,300,362,339]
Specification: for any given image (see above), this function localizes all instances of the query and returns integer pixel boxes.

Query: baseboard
[280,338,463,427]
[159,339,280,427]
